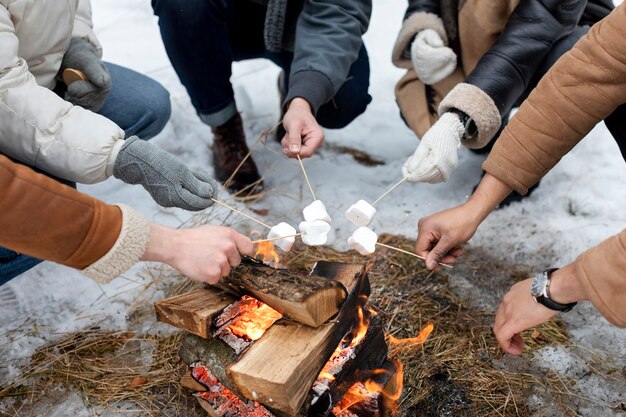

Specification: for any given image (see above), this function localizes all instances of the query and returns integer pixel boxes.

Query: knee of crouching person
[140,87,172,140]
[317,90,372,130]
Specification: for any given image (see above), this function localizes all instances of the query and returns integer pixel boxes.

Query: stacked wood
[216,257,348,327]
[155,288,235,339]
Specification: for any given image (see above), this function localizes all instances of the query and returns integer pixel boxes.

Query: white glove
[411,29,457,85]
[402,112,465,184]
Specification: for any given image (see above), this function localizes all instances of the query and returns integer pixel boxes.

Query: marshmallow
[299,221,330,246]
[267,222,297,252]
[347,227,378,256]
[345,200,377,227]
[303,200,331,223]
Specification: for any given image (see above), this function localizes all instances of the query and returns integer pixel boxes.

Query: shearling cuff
[439,83,501,149]
[392,12,447,69]
[82,205,150,284]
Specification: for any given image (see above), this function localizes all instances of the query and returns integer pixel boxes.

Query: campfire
[155,253,432,417]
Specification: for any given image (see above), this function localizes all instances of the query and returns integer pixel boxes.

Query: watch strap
[534,268,577,312]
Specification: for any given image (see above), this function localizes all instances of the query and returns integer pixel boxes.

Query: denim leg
[0,247,42,286]
[316,44,372,129]
[97,63,172,140]
[152,0,268,127]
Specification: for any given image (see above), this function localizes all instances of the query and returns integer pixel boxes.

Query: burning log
[308,315,388,417]
[216,257,348,328]
[155,288,235,339]
[213,296,282,354]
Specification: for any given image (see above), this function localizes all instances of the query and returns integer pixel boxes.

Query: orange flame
[254,241,280,265]
[226,296,282,341]
[387,322,434,354]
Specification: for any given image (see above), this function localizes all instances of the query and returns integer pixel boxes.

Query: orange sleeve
[0,154,121,269]
[575,230,626,328]
[483,4,626,194]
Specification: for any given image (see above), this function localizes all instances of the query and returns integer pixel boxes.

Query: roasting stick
[371,177,407,207]
[252,233,303,244]
[296,154,317,201]
[376,242,453,269]
[210,198,272,229]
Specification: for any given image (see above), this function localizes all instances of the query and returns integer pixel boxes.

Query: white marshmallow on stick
[303,200,331,223]
[345,200,377,227]
[347,227,378,256]
[267,222,297,252]
[299,220,331,246]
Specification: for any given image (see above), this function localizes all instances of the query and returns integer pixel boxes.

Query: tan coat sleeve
[482,4,626,195]
[575,230,626,328]
[0,155,150,284]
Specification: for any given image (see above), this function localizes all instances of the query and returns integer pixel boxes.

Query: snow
[1,0,625,415]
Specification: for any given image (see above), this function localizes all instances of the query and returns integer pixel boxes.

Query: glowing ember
[191,362,274,417]
[254,241,280,265]
[226,296,282,341]
[387,322,434,355]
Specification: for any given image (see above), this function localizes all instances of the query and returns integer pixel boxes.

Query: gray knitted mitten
[61,37,111,111]
[113,137,217,211]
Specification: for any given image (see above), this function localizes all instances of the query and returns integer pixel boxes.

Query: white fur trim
[82,205,150,284]
[392,12,448,69]
[439,83,502,149]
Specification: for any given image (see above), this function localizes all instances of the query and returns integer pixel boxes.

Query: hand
[494,264,585,354]
[416,174,514,270]
[142,224,253,284]
[281,98,324,158]
[411,29,457,85]
[402,112,464,184]
[416,204,479,271]
[113,136,218,211]
[61,37,111,112]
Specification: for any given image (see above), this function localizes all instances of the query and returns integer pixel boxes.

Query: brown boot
[211,113,264,197]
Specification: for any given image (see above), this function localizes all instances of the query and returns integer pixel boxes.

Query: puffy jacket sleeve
[0,6,125,184]
[575,230,626,328]
[73,0,102,57]
[439,0,587,148]
[285,0,371,114]
[483,4,626,194]
[392,0,447,68]
[0,154,150,284]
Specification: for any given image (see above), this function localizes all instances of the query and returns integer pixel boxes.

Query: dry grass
[1,235,581,417]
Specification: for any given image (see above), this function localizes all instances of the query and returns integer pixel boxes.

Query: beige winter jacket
[0,0,125,184]
[483,4,626,327]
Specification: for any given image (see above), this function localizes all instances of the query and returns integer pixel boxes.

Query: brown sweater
[0,155,150,283]
[483,4,626,327]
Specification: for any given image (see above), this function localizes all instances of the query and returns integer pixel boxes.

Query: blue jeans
[0,63,171,286]
[152,0,371,128]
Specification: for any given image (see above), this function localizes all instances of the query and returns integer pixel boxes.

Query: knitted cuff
[392,12,448,69]
[284,70,334,115]
[439,83,501,149]
[82,205,150,284]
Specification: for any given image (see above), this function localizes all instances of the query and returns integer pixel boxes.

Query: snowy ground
[1,0,625,416]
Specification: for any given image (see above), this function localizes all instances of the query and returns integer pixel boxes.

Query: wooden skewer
[372,177,407,207]
[210,198,272,229]
[252,233,303,244]
[296,154,317,201]
[376,242,453,269]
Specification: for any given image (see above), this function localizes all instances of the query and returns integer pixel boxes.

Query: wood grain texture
[155,288,235,338]
[217,259,348,328]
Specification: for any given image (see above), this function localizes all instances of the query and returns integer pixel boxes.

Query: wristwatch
[448,108,478,141]
[530,268,577,312]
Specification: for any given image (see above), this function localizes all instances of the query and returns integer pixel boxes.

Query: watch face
[530,273,547,298]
